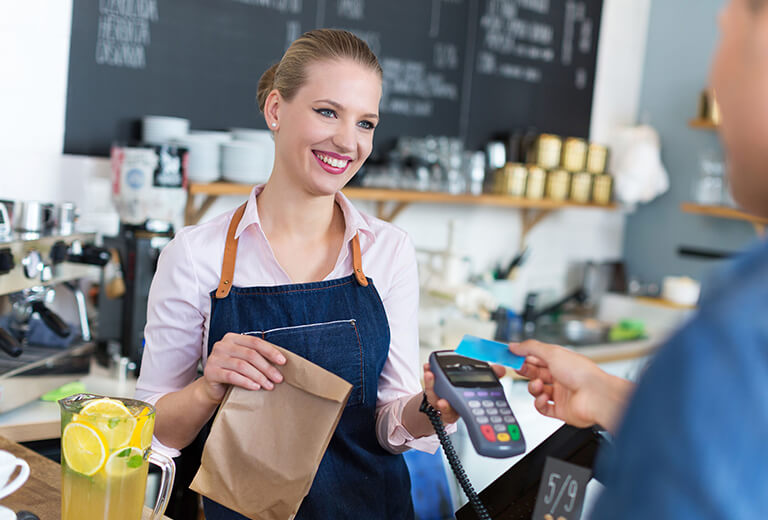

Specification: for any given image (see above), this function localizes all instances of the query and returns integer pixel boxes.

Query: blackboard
[64,0,603,156]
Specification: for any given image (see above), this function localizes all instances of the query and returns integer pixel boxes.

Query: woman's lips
[313,151,351,175]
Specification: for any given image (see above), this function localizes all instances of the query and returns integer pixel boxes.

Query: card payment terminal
[430,350,526,458]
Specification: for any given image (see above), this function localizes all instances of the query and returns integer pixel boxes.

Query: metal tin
[562,137,587,172]
[592,174,613,205]
[570,172,593,203]
[546,170,571,201]
[525,166,547,199]
[530,134,562,170]
[586,143,608,175]
[494,163,528,196]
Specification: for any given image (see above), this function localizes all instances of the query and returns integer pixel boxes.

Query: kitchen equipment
[592,173,613,204]
[586,143,609,174]
[525,166,546,199]
[0,450,29,500]
[662,276,701,306]
[0,231,104,413]
[12,201,54,234]
[54,202,77,235]
[172,133,224,183]
[142,115,190,145]
[529,134,562,170]
[493,163,527,197]
[110,143,188,226]
[97,223,172,369]
[546,169,571,201]
[562,137,588,172]
[59,394,175,520]
[0,203,10,237]
[221,139,274,184]
[570,171,593,203]
[485,141,506,171]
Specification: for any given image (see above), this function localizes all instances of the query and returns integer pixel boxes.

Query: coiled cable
[420,394,491,520]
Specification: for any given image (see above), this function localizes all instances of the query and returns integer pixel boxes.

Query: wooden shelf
[688,118,719,130]
[681,202,767,236]
[185,182,617,246]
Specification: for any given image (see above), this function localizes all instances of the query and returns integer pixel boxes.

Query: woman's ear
[264,89,281,130]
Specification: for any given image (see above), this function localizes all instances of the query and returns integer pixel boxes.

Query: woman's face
[269,59,381,196]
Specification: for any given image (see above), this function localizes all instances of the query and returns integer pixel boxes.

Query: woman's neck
[256,175,343,241]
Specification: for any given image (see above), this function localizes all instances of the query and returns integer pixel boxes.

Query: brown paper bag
[190,345,353,520]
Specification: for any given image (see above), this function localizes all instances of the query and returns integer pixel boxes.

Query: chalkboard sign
[64,0,603,156]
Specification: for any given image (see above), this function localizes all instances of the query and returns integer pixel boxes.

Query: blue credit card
[455,335,525,370]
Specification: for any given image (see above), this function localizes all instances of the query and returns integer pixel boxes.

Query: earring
[271,122,277,128]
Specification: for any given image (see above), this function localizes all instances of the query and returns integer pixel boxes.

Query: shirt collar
[234,184,375,244]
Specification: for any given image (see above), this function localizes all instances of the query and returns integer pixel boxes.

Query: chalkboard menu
[64,0,603,156]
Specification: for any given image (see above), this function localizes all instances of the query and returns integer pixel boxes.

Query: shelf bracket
[520,208,554,248]
[375,201,410,222]
[185,194,219,226]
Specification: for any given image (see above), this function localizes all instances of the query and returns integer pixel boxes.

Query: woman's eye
[358,120,375,130]
[315,108,336,118]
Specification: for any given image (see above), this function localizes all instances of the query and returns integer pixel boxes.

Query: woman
[135,29,457,519]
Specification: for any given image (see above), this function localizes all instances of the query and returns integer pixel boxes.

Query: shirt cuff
[376,394,458,455]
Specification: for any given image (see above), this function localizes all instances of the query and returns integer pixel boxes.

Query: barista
[136,29,457,519]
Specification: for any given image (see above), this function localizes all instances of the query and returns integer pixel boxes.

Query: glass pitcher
[58,393,175,520]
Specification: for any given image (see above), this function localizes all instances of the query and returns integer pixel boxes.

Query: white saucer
[0,505,14,520]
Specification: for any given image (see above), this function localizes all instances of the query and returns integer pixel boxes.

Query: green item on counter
[40,381,87,402]
[609,319,646,342]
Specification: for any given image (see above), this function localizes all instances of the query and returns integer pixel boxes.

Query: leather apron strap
[216,202,248,299]
[216,203,368,298]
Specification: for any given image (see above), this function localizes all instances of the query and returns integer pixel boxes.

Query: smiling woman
[135,29,456,520]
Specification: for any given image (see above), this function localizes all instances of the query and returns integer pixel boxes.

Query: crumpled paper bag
[190,345,352,520]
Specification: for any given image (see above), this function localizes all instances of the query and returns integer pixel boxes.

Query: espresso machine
[0,200,109,413]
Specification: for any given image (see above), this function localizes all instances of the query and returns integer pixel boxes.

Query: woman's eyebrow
[314,98,379,121]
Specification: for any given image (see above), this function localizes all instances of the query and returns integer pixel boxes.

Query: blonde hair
[256,28,382,113]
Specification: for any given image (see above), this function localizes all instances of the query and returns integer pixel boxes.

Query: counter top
[0,434,169,520]
[0,362,137,443]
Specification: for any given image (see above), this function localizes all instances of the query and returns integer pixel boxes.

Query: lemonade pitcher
[58,393,175,520]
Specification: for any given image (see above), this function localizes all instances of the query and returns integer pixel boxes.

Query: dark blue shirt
[592,238,768,519]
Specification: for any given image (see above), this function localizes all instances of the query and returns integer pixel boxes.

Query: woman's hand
[510,340,634,433]
[201,333,287,404]
[422,362,507,424]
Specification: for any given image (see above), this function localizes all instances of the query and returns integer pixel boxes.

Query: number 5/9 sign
[532,457,592,520]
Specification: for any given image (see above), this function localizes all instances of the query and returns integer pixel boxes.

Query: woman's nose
[331,123,356,153]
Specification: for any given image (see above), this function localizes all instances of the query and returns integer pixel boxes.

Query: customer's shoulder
[702,240,768,312]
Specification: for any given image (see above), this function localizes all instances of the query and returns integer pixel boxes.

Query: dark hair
[256,29,382,113]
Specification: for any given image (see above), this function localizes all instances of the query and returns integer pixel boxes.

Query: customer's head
[711,0,768,216]
[256,29,382,196]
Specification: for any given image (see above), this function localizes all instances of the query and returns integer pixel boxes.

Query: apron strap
[216,202,369,295]
[352,233,369,287]
[216,202,247,299]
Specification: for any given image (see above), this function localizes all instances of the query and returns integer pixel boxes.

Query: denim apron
[202,203,414,519]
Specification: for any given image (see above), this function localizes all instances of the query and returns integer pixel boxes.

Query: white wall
[0,0,650,308]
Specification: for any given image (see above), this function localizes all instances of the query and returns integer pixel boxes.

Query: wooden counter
[0,435,170,520]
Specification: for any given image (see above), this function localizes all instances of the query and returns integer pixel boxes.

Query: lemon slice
[80,398,137,449]
[80,398,132,417]
[130,413,155,451]
[105,447,146,478]
[62,422,107,476]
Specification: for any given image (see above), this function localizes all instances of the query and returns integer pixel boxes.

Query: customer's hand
[510,340,634,433]
[422,362,507,424]
[202,333,287,403]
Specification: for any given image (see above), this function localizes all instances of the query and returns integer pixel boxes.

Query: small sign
[532,456,592,520]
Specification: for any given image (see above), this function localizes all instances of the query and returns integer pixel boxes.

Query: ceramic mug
[0,450,30,500]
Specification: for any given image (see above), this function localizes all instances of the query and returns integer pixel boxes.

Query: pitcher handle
[147,450,176,519]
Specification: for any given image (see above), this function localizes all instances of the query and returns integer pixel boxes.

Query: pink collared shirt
[136,185,441,456]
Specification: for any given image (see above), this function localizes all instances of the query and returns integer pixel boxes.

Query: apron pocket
[246,319,365,407]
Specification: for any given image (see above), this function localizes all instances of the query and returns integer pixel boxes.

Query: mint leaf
[127,455,143,468]
[117,448,131,458]
[108,417,120,429]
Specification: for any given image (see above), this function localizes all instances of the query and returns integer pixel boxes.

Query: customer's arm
[510,340,635,433]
